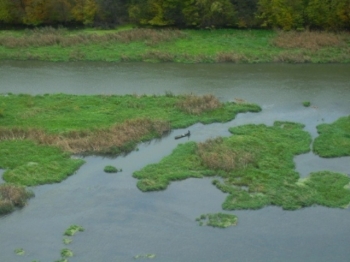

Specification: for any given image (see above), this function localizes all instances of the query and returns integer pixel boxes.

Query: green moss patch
[313,115,350,157]
[134,121,350,212]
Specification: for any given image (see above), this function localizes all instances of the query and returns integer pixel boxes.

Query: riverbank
[0,27,349,63]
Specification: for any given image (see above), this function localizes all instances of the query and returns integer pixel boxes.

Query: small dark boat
[175,130,191,140]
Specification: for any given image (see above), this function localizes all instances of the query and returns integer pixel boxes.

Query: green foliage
[64,225,85,236]
[196,213,238,228]
[0,0,349,29]
[313,115,350,157]
[0,140,85,186]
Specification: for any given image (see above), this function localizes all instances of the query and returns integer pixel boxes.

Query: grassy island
[133,121,350,215]
[313,115,350,158]
[0,93,260,187]
[0,28,349,63]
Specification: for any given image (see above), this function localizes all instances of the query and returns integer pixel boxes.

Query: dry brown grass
[176,94,221,115]
[215,52,248,63]
[272,31,349,50]
[0,118,170,154]
[0,27,188,48]
[197,137,255,172]
[0,184,34,214]
[273,52,312,63]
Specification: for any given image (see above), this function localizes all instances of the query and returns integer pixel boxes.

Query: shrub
[104,165,119,173]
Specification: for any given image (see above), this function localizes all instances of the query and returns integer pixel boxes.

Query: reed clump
[176,94,221,115]
[215,52,248,63]
[272,31,349,51]
[197,137,255,172]
[0,119,170,154]
[0,27,187,48]
[0,184,34,215]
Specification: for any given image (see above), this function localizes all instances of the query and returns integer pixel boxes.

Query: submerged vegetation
[0,28,349,63]
[0,184,34,215]
[196,213,238,228]
[0,93,260,186]
[313,115,350,158]
[134,121,350,212]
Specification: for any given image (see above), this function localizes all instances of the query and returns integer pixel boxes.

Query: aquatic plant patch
[313,115,350,157]
[134,121,350,214]
[14,248,25,255]
[134,253,156,259]
[303,101,311,107]
[60,248,74,258]
[104,165,120,173]
[64,225,84,236]
[0,184,34,215]
[196,213,238,228]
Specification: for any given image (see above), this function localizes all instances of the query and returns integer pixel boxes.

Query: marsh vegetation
[134,121,350,214]
[0,93,260,186]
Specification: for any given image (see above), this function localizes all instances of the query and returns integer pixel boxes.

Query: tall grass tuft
[176,94,221,115]
[197,137,255,172]
[0,184,34,215]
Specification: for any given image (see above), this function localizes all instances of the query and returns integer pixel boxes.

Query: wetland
[0,61,350,262]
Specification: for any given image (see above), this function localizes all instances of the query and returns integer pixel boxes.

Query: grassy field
[313,116,350,157]
[0,27,349,63]
[133,121,350,212]
[0,93,260,187]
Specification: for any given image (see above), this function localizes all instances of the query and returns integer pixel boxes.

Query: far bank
[0,28,349,63]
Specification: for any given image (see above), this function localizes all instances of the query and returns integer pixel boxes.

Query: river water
[0,61,350,262]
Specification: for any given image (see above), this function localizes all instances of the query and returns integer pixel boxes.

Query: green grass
[133,121,350,212]
[313,115,350,157]
[0,28,349,63]
[0,93,260,132]
[0,140,84,186]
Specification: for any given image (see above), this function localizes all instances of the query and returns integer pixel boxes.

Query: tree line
[0,0,349,30]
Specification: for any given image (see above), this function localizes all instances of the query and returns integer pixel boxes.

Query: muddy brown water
[0,61,350,262]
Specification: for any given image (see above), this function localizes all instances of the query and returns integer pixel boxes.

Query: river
[0,61,350,262]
